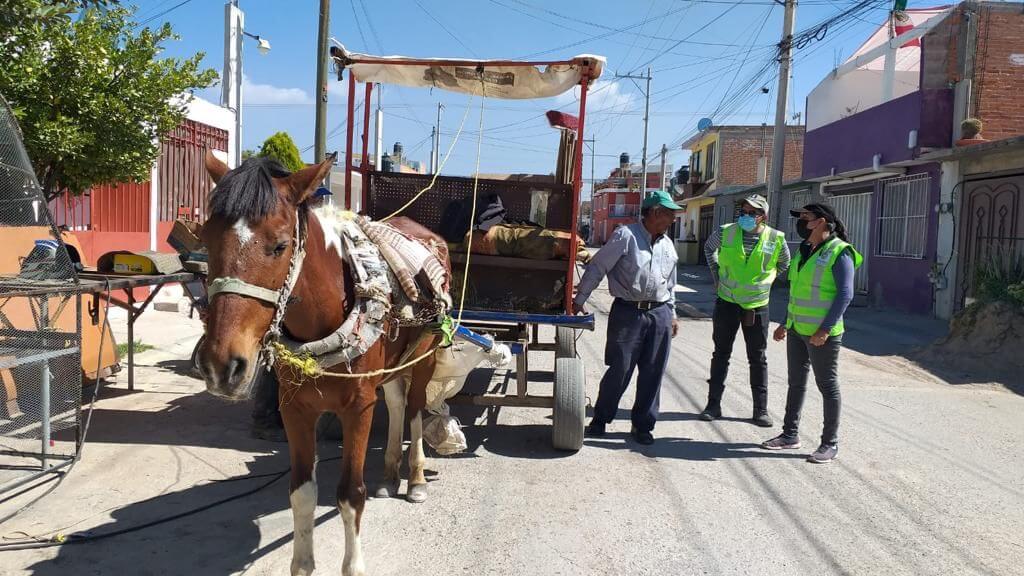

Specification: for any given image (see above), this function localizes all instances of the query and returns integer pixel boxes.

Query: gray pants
[782,330,842,445]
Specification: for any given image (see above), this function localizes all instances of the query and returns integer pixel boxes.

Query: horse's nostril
[227,356,249,386]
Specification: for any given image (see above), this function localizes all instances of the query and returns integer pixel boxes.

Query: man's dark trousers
[592,298,674,432]
[706,298,769,415]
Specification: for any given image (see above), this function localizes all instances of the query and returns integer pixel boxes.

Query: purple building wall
[866,163,941,315]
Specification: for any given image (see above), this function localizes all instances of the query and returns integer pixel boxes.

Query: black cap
[789,202,838,222]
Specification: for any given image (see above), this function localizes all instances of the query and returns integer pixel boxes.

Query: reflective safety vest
[787,237,863,337]
[716,223,785,310]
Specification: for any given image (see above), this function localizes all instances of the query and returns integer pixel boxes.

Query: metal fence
[158,119,228,223]
[49,181,151,232]
[0,96,83,494]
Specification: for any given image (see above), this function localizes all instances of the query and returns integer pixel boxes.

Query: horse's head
[198,151,333,400]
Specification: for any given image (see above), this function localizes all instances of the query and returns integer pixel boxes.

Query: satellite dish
[697,118,713,132]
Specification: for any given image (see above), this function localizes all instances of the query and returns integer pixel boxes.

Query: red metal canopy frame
[333,50,596,314]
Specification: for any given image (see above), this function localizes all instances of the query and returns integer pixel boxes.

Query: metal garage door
[827,191,872,294]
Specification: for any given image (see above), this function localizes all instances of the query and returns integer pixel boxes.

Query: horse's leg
[282,404,319,576]
[338,396,373,576]
[406,356,433,504]
[375,377,405,498]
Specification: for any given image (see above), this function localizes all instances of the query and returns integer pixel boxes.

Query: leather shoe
[585,420,606,437]
[699,405,722,422]
[630,427,654,445]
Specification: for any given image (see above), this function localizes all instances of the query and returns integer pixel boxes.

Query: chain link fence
[0,95,84,493]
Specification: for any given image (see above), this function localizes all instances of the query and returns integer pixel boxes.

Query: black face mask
[796,219,812,240]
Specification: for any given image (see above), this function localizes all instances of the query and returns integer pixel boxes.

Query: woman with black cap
[761,203,862,463]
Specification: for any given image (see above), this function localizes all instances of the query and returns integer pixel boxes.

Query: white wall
[806,69,919,132]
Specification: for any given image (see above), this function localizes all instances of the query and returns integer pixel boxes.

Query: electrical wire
[135,0,196,28]
[413,0,479,57]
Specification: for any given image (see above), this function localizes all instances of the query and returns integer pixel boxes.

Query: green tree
[258,132,304,172]
[0,3,217,201]
[241,148,258,161]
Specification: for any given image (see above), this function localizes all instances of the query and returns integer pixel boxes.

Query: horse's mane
[209,156,291,223]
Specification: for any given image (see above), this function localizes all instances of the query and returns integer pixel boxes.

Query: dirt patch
[915,301,1024,390]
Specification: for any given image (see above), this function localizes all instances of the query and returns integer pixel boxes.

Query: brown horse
[198,152,449,576]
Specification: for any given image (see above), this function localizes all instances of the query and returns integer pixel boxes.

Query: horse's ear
[205,150,230,184]
[287,153,336,204]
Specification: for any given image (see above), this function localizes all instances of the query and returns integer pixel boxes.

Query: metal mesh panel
[0,95,83,491]
[366,172,574,231]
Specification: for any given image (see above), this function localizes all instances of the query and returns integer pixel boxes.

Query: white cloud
[243,75,312,105]
[556,79,636,114]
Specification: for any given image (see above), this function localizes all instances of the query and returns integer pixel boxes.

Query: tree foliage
[0,2,218,200]
[258,132,304,172]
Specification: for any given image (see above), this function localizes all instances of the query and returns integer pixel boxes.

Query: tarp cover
[334,44,605,100]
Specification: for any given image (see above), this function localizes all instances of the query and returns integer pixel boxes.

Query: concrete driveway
[1,272,1021,576]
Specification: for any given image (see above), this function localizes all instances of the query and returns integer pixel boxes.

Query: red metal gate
[158,119,229,223]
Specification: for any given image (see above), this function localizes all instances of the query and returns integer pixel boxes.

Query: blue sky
[131,0,899,194]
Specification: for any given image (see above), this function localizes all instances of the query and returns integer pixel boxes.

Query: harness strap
[207,277,281,305]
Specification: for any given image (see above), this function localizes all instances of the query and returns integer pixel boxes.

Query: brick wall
[973,5,1024,141]
[718,126,804,187]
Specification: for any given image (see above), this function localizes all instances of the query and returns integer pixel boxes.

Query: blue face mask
[737,214,758,232]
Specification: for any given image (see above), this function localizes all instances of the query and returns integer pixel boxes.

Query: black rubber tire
[190,335,205,379]
[552,357,585,451]
[555,326,577,359]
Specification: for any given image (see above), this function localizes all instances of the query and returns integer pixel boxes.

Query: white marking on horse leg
[289,480,317,576]
[340,500,366,576]
[381,378,406,487]
[407,410,429,503]
[233,217,254,246]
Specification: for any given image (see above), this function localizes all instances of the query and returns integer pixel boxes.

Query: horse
[197,151,451,576]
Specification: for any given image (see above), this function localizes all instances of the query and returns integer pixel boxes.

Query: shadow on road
[584,437,807,461]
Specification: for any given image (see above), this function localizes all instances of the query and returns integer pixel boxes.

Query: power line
[135,0,195,28]
[630,2,743,71]
[413,0,479,57]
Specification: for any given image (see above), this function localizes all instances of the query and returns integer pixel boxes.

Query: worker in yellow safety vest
[762,203,862,464]
[701,194,790,427]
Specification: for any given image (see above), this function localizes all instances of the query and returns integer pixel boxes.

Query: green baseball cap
[642,189,684,211]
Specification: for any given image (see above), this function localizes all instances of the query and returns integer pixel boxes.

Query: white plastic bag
[423,409,467,456]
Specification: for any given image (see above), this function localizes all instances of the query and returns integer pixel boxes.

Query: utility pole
[313,0,330,163]
[615,68,653,199]
[767,0,796,227]
[430,103,444,174]
[374,84,383,170]
[659,143,668,191]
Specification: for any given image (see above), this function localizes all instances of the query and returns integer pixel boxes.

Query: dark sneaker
[807,443,839,464]
[752,413,774,428]
[585,420,606,437]
[761,434,801,450]
[630,427,655,445]
[698,405,722,422]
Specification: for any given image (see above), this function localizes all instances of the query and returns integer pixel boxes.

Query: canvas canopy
[331,44,605,100]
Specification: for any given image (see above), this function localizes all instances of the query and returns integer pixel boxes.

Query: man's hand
[671,317,679,338]
[809,329,829,347]
[570,300,588,316]
[773,325,787,342]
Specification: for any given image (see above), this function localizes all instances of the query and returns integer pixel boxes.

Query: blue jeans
[592,299,674,433]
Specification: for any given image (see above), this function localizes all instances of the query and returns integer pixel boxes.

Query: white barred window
[877,174,930,258]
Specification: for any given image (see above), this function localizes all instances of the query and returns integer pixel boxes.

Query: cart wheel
[552,357,585,452]
[555,326,577,358]
[191,335,205,378]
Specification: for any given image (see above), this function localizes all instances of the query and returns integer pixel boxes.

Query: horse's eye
[273,242,288,256]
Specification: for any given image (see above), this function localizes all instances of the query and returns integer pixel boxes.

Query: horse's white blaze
[340,500,366,576]
[233,217,254,246]
[289,480,317,576]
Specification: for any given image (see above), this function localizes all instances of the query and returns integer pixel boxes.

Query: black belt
[616,298,669,311]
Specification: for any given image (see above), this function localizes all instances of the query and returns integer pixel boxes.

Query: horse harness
[206,209,452,376]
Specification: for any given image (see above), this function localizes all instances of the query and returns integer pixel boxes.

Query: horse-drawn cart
[330,47,604,450]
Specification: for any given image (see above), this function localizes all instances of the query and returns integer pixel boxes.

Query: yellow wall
[687,132,720,186]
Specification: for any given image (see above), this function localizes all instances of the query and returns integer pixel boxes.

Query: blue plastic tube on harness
[453,324,494,351]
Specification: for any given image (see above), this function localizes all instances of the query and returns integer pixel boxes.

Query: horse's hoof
[406,483,428,504]
[375,480,400,499]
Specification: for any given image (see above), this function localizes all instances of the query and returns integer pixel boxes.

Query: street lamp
[223,1,271,167]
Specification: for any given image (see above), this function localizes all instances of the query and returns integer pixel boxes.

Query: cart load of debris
[918,300,1024,381]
